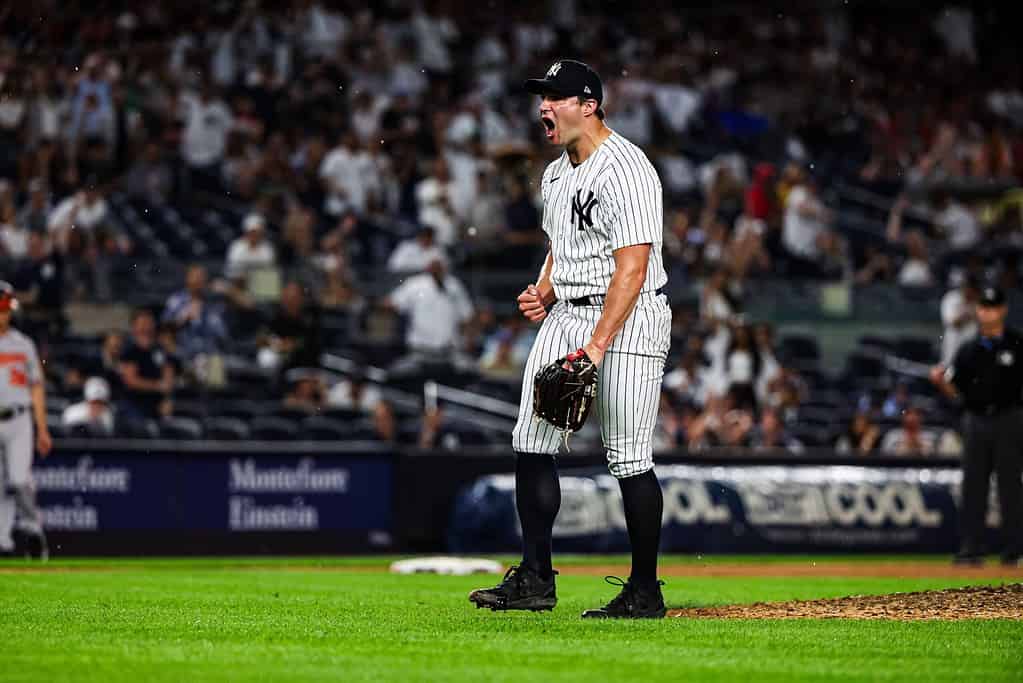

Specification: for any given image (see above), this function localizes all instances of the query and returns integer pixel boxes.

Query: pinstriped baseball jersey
[541,131,667,302]
[513,129,672,475]
[0,328,42,405]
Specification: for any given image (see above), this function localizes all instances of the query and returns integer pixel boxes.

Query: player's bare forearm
[536,250,555,305]
[584,244,650,366]
[31,382,46,432]
[31,381,52,456]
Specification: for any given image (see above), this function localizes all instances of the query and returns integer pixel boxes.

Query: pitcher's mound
[668,583,1023,621]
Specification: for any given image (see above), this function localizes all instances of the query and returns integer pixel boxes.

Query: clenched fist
[517,283,548,323]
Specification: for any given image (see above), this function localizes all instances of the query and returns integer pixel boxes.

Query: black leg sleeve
[515,452,561,579]
[618,468,663,585]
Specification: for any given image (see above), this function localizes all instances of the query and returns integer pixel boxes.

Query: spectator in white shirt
[781,168,843,276]
[318,131,379,216]
[932,192,981,251]
[880,406,939,456]
[388,226,446,273]
[415,157,459,246]
[47,185,109,250]
[897,230,935,287]
[180,83,233,173]
[940,276,979,364]
[385,258,474,358]
[886,195,935,287]
[327,371,396,442]
[62,376,115,436]
[225,213,276,280]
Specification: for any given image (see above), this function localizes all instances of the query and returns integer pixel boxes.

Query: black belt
[568,287,665,307]
[0,405,29,421]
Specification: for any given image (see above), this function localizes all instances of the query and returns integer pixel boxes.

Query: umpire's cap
[979,285,1007,307]
[525,59,605,119]
[0,281,17,312]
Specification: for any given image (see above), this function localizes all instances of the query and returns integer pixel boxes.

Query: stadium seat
[302,415,352,441]
[204,417,251,441]
[795,406,836,429]
[322,406,366,421]
[895,336,937,364]
[172,401,208,421]
[117,418,161,439]
[212,400,270,421]
[249,416,299,441]
[273,407,317,423]
[843,352,885,381]
[857,335,894,354]
[780,335,821,364]
[160,417,204,440]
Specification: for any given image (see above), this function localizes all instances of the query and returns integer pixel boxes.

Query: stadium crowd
[0,2,1021,453]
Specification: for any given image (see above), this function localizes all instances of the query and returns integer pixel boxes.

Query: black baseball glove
[533,349,598,432]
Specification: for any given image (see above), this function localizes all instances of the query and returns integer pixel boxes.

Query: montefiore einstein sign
[227,458,350,531]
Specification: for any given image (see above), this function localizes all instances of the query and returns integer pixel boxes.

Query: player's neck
[566,124,611,166]
[981,322,1005,338]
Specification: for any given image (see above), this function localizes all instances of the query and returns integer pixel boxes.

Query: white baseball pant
[511,292,672,477]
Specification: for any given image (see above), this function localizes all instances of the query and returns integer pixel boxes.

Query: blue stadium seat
[117,418,160,439]
[212,400,271,421]
[779,335,820,365]
[204,417,251,440]
[249,416,299,441]
[172,401,208,420]
[895,336,937,364]
[159,416,204,440]
[302,415,352,441]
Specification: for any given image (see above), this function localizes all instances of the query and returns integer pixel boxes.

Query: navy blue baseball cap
[979,285,1006,307]
[525,59,605,118]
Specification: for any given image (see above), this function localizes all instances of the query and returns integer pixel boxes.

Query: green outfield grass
[0,556,1020,682]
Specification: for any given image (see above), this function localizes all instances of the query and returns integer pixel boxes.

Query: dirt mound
[669,583,1023,621]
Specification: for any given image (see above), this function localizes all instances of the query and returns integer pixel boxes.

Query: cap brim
[524,78,572,96]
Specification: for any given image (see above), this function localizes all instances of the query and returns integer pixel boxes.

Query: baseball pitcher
[470,60,671,618]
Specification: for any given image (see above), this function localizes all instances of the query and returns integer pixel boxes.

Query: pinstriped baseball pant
[511,293,672,478]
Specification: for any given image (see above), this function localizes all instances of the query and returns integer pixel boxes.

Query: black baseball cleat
[581,576,666,619]
[952,551,984,567]
[12,529,48,561]
[469,565,557,612]
[25,533,49,561]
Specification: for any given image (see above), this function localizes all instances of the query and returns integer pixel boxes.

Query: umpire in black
[930,285,1023,566]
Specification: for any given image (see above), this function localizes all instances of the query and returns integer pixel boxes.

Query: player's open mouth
[541,116,556,139]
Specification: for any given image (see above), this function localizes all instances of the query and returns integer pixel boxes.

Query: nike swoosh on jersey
[550,176,561,183]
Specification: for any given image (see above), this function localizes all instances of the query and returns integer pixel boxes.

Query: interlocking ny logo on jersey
[546,62,562,78]
[572,190,597,231]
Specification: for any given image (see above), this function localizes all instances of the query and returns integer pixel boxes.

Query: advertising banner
[33,451,392,536]
[448,464,1001,553]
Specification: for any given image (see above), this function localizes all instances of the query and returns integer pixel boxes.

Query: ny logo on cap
[547,62,562,78]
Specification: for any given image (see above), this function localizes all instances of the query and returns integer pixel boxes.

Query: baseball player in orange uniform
[0,282,52,559]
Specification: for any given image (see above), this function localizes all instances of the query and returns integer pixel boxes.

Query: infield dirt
[668,583,1023,620]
